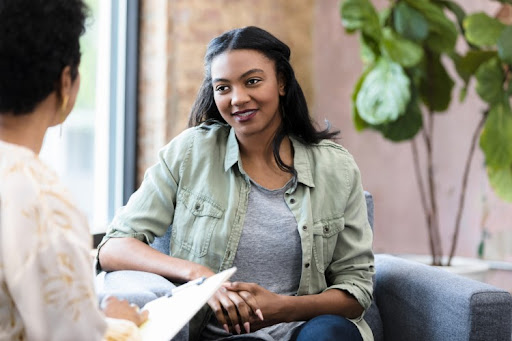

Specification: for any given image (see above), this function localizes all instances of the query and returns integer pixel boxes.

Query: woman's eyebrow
[212,68,264,83]
[239,68,264,80]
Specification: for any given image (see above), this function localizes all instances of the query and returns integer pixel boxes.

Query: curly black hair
[0,0,89,115]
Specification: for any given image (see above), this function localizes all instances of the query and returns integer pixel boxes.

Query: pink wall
[312,0,512,260]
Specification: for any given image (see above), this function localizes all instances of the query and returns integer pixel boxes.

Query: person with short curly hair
[0,0,149,339]
[0,0,83,115]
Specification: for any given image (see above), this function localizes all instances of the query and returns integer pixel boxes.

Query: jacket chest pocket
[312,217,344,273]
[171,188,224,258]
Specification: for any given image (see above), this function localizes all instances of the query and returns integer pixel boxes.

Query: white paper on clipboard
[139,267,237,341]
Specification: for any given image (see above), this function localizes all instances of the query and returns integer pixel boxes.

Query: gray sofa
[96,192,512,340]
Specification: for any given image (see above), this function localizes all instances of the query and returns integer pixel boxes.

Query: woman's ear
[278,73,286,96]
[54,65,80,124]
[58,66,73,101]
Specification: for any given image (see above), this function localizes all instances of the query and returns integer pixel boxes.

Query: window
[40,0,138,236]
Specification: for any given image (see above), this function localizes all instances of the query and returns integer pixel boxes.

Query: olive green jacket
[100,123,375,341]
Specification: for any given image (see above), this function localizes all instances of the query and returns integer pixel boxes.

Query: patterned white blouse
[0,141,140,341]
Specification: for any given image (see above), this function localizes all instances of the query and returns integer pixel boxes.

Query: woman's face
[211,49,285,141]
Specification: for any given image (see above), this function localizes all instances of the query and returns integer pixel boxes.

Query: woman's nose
[231,87,250,106]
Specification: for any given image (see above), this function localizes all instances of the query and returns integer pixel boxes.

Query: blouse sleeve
[0,167,140,340]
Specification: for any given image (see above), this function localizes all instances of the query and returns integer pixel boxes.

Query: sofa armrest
[375,254,512,341]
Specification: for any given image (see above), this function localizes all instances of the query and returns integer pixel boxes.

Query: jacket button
[302,225,307,231]
[305,263,310,268]
[324,227,329,232]
[290,198,296,204]
[195,203,201,210]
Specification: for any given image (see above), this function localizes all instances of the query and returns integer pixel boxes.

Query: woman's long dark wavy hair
[188,26,339,176]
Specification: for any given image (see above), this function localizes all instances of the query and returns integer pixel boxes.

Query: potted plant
[340,0,512,266]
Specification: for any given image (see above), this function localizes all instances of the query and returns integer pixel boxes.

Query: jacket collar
[223,128,315,188]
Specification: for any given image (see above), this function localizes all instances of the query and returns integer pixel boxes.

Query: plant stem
[412,138,436,260]
[425,110,443,265]
[447,112,487,266]
[420,127,437,264]
[422,48,444,266]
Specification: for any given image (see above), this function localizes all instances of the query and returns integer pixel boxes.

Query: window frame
[93,0,139,246]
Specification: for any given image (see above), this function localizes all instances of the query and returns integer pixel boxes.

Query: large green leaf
[359,33,380,65]
[434,0,466,33]
[340,0,381,41]
[379,7,392,27]
[480,102,512,168]
[351,69,371,131]
[356,58,411,125]
[407,65,425,89]
[497,26,512,64]
[487,163,512,202]
[419,53,455,112]
[463,13,506,47]
[404,0,458,53]
[374,96,423,141]
[393,2,429,42]
[381,28,424,67]
[475,57,505,105]
[452,50,497,83]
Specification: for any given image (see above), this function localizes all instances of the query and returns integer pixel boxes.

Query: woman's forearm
[280,288,364,322]
[98,237,214,282]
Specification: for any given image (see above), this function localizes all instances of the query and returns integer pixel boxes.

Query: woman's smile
[211,49,285,141]
[232,109,257,122]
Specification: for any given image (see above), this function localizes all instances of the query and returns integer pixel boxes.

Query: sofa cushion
[364,301,384,341]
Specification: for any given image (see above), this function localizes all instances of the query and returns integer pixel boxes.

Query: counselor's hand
[101,296,149,327]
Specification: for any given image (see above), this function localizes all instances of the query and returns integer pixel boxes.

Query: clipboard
[139,267,237,341]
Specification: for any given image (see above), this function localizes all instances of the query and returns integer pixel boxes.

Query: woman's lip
[232,109,257,122]
[232,109,256,115]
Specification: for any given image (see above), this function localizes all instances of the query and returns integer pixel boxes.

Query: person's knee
[96,270,175,307]
[295,314,362,341]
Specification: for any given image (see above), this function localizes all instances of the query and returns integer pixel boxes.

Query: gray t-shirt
[201,178,305,340]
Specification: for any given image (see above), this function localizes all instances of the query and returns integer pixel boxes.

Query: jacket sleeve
[98,128,197,249]
[324,153,375,316]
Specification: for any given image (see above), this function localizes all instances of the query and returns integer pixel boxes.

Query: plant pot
[395,254,490,282]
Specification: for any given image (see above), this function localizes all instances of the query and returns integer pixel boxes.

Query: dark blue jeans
[220,315,362,341]
[292,315,363,341]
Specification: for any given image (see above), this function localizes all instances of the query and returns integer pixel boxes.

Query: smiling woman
[211,49,288,188]
[212,51,284,138]
[97,26,375,341]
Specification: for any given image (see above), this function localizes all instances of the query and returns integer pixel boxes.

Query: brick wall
[136,0,512,261]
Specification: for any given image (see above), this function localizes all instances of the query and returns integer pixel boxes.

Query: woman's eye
[247,78,261,85]
[215,85,229,92]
